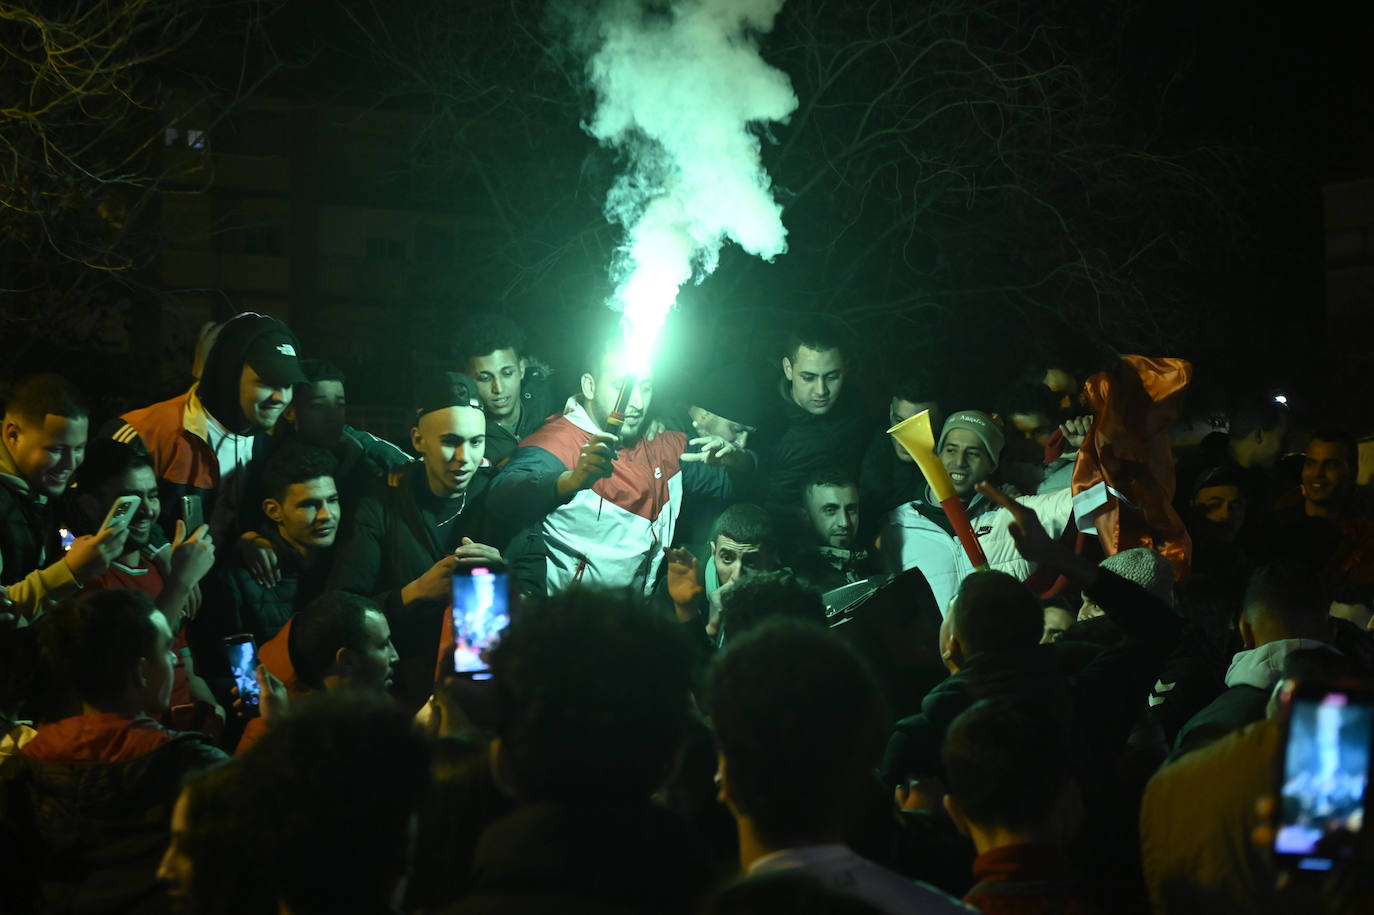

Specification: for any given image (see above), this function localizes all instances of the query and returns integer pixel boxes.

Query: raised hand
[976,482,1056,564]
[1059,415,1094,450]
[557,433,617,496]
[65,525,130,584]
[681,435,739,464]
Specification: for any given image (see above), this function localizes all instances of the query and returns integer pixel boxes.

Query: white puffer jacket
[881,487,1076,616]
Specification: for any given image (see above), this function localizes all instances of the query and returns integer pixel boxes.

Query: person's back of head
[718,570,826,645]
[941,698,1075,851]
[43,589,170,715]
[158,763,275,915]
[1242,561,1330,647]
[489,585,692,803]
[236,692,429,915]
[948,570,1044,659]
[706,618,888,848]
[288,591,393,691]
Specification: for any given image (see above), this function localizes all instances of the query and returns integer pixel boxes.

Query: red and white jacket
[487,399,734,595]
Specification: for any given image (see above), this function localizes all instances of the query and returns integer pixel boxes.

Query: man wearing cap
[880,409,1074,616]
[327,372,501,710]
[114,312,307,544]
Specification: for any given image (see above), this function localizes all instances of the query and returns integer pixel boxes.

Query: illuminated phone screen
[451,568,509,678]
[224,637,260,707]
[1275,690,1373,870]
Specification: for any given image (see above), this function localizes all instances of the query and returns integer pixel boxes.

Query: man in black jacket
[1,373,126,619]
[194,444,341,705]
[455,314,558,469]
[328,373,502,710]
[754,318,871,521]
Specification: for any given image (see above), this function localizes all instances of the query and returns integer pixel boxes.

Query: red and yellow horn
[888,411,989,570]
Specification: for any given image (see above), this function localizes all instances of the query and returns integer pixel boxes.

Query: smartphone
[224,634,261,708]
[181,494,204,533]
[101,495,140,533]
[1273,681,1374,871]
[451,567,509,679]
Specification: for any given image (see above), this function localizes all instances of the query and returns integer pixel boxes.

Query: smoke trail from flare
[585,0,797,371]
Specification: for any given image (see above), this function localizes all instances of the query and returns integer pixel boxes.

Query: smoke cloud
[583,0,797,358]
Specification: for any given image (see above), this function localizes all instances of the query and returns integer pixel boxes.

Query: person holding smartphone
[69,437,223,732]
[328,372,502,711]
[1,373,128,619]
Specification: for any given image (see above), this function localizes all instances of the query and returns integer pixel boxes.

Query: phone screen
[224,636,261,707]
[1275,687,1374,870]
[451,568,509,679]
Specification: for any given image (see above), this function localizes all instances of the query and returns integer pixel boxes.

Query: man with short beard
[72,437,221,726]
[1,373,126,618]
[489,320,752,596]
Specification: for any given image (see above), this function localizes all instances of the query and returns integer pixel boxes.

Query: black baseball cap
[246,330,308,388]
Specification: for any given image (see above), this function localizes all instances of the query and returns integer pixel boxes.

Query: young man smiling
[194,445,342,706]
[1,374,127,618]
[116,312,307,544]
[881,410,1075,616]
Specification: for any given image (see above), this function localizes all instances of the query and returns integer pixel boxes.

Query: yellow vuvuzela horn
[888,410,990,570]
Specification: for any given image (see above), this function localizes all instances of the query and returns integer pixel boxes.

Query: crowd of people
[1,308,1372,914]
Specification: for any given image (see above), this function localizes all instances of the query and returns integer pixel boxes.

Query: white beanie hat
[1100,547,1175,606]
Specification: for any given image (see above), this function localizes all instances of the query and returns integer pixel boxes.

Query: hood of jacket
[197,312,303,433]
[1224,638,1338,690]
[0,433,37,501]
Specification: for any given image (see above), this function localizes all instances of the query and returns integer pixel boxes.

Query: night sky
[3,0,1372,426]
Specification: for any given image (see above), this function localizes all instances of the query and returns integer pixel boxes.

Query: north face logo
[276,343,297,357]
